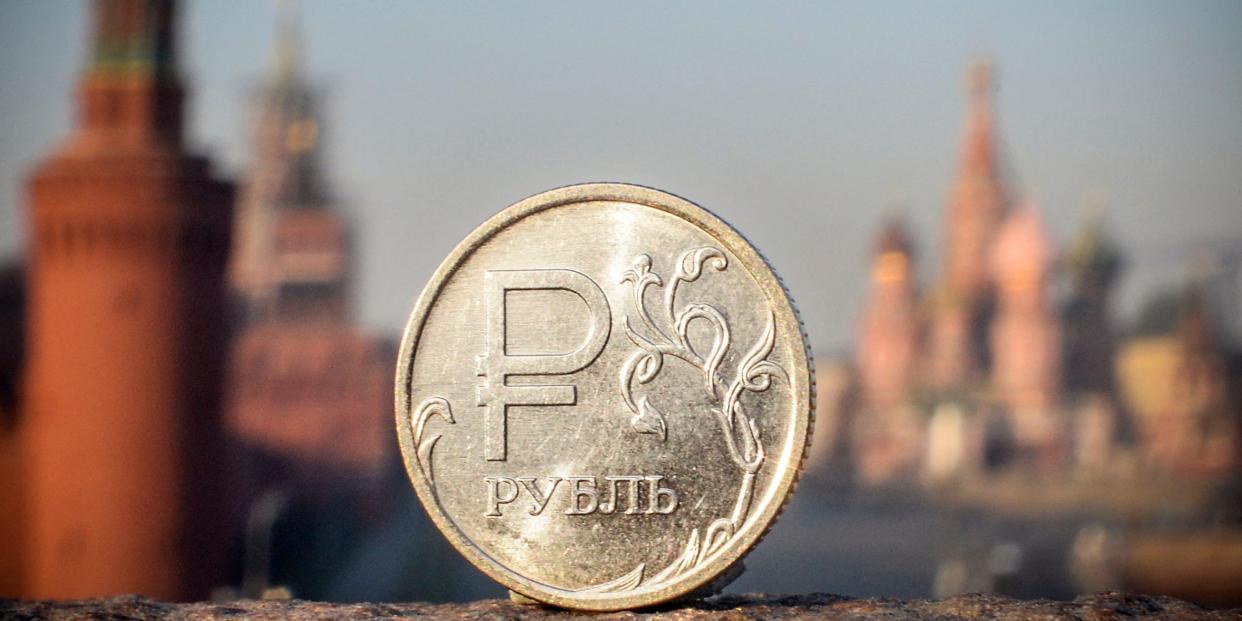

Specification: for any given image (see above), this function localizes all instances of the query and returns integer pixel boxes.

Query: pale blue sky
[2,1,1241,351]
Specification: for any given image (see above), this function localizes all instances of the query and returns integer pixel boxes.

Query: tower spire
[962,57,997,176]
[229,1,348,323]
[78,0,184,148]
[967,57,994,99]
[88,0,178,80]
[274,0,302,90]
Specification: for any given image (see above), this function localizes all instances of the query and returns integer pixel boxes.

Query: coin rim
[395,182,814,611]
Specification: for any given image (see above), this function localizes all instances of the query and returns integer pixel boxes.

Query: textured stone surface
[2,592,1238,620]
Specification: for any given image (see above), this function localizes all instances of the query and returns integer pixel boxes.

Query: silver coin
[395,183,813,610]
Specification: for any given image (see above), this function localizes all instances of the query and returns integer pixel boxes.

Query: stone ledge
[1,592,1236,620]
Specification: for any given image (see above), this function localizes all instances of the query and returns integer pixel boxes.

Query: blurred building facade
[1116,281,1239,478]
[8,0,235,599]
[842,60,1240,491]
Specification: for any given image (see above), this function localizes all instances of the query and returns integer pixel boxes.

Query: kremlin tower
[21,0,234,599]
[225,1,390,492]
[222,5,395,596]
[229,4,349,324]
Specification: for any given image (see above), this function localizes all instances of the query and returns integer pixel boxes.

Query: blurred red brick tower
[22,0,234,599]
[925,59,1010,390]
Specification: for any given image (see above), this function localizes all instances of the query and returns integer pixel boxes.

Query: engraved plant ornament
[583,246,788,593]
[411,396,455,493]
[408,245,789,595]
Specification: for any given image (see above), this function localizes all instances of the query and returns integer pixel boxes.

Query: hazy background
[4,0,1241,354]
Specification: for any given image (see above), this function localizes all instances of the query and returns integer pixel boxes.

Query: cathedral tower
[23,0,234,599]
[925,59,1011,390]
[943,58,1009,300]
[990,205,1060,412]
[858,218,921,410]
[1062,211,1122,397]
[989,205,1063,462]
